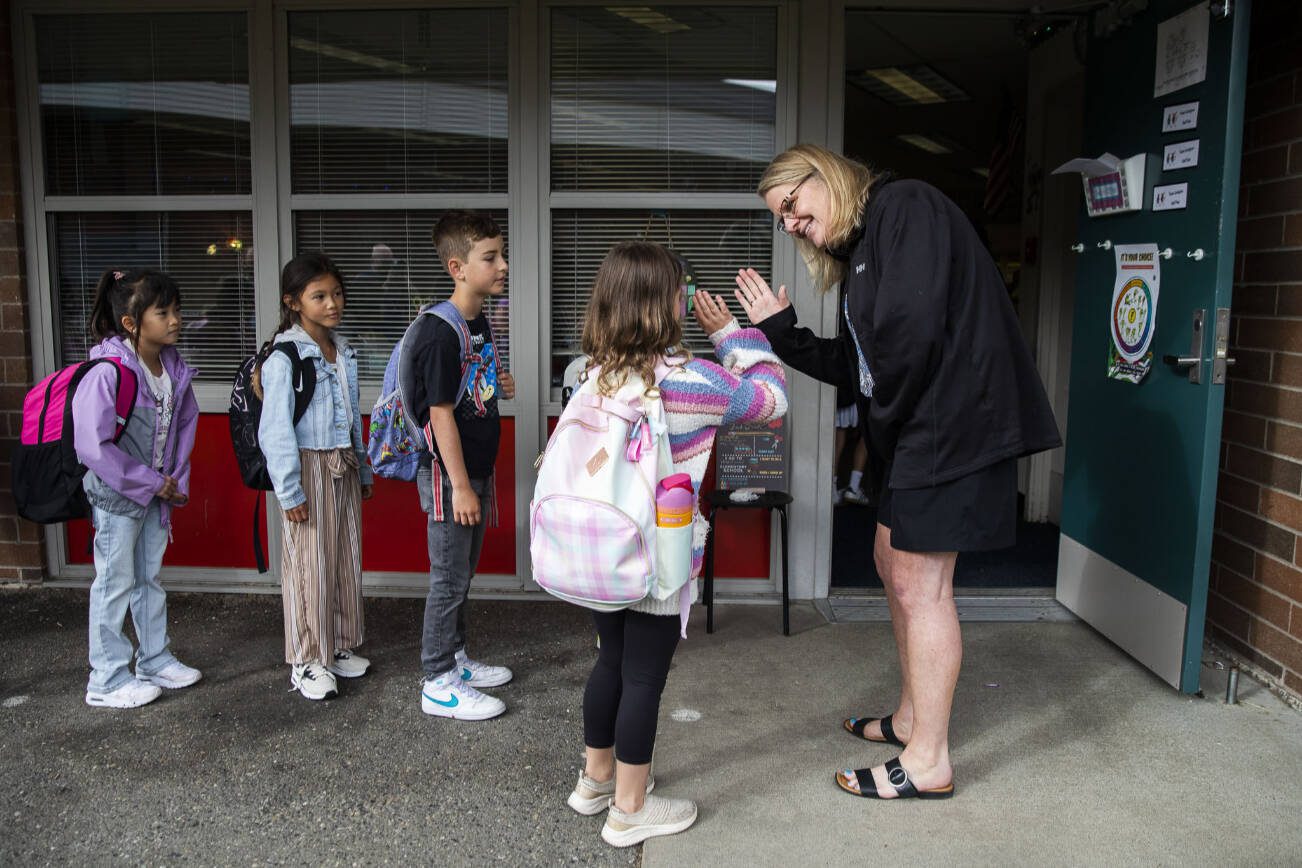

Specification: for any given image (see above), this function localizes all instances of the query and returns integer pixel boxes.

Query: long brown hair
[580,241,687,396]
[758,144,879,294]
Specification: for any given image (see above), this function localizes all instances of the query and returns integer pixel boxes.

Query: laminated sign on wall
[1108,243,1161,384]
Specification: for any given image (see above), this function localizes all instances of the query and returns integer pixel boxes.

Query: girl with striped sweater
[565,241,787,848]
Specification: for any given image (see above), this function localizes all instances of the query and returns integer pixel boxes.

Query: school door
[1055,0,1250,693]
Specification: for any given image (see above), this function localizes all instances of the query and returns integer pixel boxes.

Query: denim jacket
[73,336,199,527]
[258,325,372,510]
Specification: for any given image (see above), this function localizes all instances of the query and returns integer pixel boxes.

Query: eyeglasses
[774,173,815,235]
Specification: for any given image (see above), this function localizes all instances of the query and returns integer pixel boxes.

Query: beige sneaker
[566,772,655,816]
[601,793,698,847]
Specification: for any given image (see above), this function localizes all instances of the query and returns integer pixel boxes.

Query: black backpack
[228,342,316,571]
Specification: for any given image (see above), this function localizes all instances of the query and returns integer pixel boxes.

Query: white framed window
[546,5,780,395]
[34,11,255,385]
[285,7,511,383]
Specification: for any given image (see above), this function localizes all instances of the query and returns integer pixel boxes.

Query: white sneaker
[85,678,162,709]
[602,793,698,847]
[421,669,505,720]
[290,663,338,700]
[843,487,872,506]
[138,660,202,689]
[567,772,656,816]
[455,648,513,688]
[328,649,370,679]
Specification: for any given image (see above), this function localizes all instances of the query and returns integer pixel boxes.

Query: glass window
[289,9,508,195]
[550,6,777,192]
[550,209,770,384]
[37,13,251,197]
[51,212,257,382]
[293,210,511,382]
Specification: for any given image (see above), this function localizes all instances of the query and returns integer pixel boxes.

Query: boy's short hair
[432,211,502,268]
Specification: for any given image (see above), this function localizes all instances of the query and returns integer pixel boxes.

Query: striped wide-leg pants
[280,448,364,665]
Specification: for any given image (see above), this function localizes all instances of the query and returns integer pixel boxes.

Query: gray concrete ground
[0,589,634,866]
[646,604,1302,866]
[2,589,1300,866]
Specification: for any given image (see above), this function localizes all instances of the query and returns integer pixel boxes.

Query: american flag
[983,106,1025,216]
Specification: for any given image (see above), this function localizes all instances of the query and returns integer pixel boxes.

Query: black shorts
[877,459,1017,553]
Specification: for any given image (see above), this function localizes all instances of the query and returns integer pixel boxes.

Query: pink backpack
[12,358,138,524]
[529,360,694,619]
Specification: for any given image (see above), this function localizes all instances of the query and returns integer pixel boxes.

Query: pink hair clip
[112,270,125,281]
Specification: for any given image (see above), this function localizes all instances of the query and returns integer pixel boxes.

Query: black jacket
[758,179,1062,489]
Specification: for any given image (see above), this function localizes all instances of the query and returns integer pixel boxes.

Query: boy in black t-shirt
[413,211,516,721]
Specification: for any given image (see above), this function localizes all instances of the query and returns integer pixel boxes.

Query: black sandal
[842,714,906,747]
[835,758,955,800]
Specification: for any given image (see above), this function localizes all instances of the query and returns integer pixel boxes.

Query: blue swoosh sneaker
[421,668,505,720]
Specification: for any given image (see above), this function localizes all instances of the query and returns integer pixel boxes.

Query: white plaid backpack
[529,359,694,614]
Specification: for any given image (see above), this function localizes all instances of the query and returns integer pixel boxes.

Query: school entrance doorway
[830,1,1250,695]
[832,5,1074,595]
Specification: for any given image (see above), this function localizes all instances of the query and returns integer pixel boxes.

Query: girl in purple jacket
[72,269,201,709]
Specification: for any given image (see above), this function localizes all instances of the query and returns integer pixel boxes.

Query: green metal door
[1057,0,1250,693]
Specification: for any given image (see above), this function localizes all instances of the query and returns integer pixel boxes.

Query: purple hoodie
[72,336,199,528]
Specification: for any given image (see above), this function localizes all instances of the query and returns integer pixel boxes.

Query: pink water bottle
[656,473,694,528]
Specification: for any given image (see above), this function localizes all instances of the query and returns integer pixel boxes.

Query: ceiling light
[849,65,968,106]
[289,36,419,75]
[723,79,777,93]
[897,134,953,155]
[607,7,690,34]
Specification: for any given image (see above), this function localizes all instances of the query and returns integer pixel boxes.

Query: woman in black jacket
[736,144,1060,800]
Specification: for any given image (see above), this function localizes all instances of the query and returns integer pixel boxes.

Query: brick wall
[1209,1,1302,699]
[0,0,44,583]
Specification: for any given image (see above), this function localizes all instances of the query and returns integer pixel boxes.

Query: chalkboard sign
[714,417,787,490]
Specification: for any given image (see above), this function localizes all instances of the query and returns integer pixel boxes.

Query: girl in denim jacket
[73,269,201,709]
[258,253,373,700]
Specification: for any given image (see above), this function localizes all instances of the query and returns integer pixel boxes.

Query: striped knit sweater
[630,320,788,617]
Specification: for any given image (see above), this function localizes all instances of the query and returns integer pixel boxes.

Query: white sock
[849,470,864,492]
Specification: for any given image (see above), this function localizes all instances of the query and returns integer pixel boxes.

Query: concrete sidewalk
[645,604,1302,866]
[2,589,1299,865]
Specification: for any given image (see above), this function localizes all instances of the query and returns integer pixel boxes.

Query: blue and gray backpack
[367,301,484,481]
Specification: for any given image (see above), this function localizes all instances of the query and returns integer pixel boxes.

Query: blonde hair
[581,241,688,396]
[758,144,878,294]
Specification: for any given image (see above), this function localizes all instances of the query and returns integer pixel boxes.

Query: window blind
[52,212,257,383]
[550,6,777,192]
[37,13,251,197]
[289,9,508,195]
[549,209,771,385]
[293,210,511,383]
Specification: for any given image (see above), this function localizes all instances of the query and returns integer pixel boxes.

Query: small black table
[701,489,793,636]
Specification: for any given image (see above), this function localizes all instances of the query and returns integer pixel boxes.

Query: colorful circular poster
[1111,276,1154,362]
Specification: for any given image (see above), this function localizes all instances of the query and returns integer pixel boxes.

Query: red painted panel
[68,414,262,568]
[361,417,516,574]
[68,414,518,575]
[544,417,771,579]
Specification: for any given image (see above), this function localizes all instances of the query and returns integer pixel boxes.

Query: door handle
[1166,309,1205,384]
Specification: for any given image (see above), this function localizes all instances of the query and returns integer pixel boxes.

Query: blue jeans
[87,500,177,692]
[420,474,489,678]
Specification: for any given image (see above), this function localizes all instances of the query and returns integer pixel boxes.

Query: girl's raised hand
[692,289,736,335]
[734,268,791,325]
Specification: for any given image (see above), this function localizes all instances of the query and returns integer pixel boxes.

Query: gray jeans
[419,468,489,678]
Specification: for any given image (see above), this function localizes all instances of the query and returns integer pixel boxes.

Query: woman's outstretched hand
[692,289,736,335]
[734,268,791,324]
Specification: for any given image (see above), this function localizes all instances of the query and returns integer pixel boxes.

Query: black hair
[88,268,182,343]
[269,252,346,345]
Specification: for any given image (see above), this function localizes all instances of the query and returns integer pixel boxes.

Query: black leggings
[583,608,681,765]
